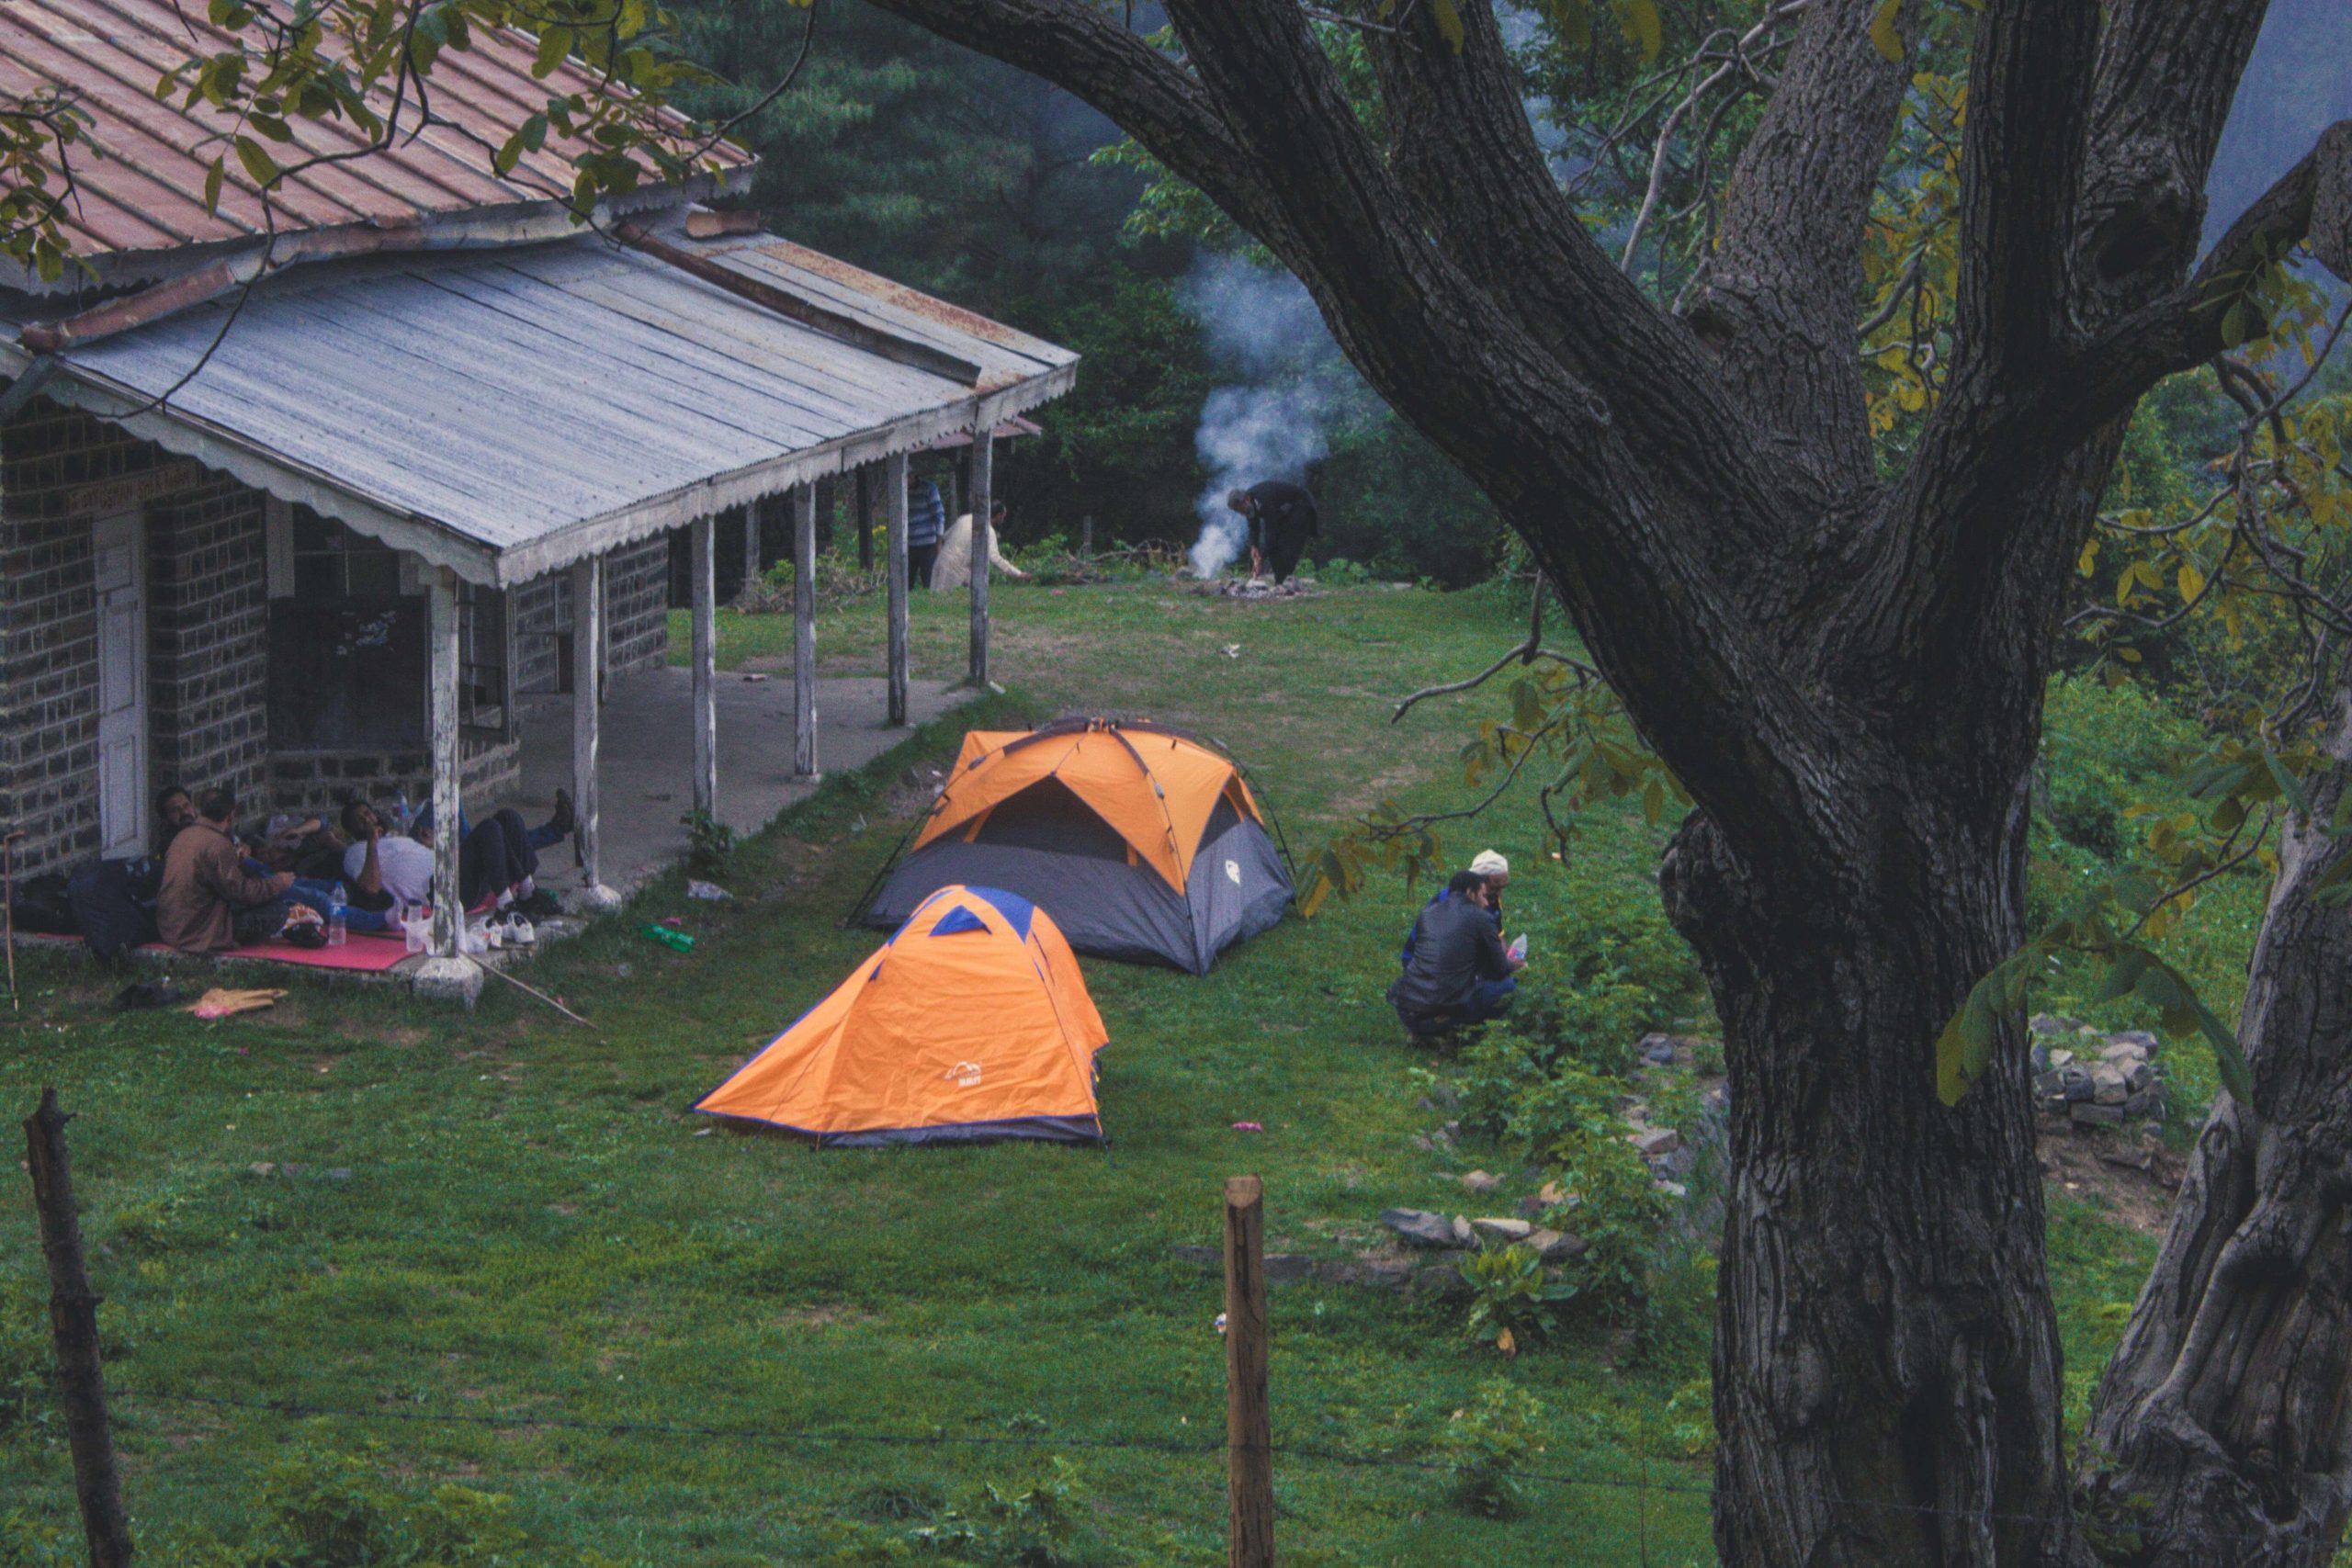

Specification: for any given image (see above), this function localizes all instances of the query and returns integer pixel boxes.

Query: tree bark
[1663,750,2074,1568]
[2077,683,2352,1568]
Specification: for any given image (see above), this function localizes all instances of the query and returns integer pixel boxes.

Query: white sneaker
[505,915,536,947]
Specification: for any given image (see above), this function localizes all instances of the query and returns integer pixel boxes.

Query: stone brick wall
[266,733,519,822]
[605,536,671,676]
[514,572,569,696]
[0,401,223,875]
[145,481,270,815]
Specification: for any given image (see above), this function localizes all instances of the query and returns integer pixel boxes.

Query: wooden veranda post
[855,465,875,573]
[967,426,993,689]
[743,503,763,596]
[690,514,718,818]
[425,570,464,957]
[25,1090,134,1568]
[886,451,910,727]
[1224,1175,1273,1568]
[793,484,820,779]
[570,554,603,891]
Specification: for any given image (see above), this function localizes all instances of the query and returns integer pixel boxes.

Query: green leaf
[232,135,278,188]
[1935,979,1998,1106]
[2095,947,2152,1004]
[1621,0,1663,60]
[1548,0,1593,49]
[1430,0,1465,52]
[2265,750,2312,822]
[1868,0,1905,63]
[202,155,225,214]
[535,25,574,77]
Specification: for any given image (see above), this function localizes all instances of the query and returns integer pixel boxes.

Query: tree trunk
[2077,691,2352,1568]
[1664,773,2075,1568]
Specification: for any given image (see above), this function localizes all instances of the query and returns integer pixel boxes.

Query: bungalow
[0,0,1075,979]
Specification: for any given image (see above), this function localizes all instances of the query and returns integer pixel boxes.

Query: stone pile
[2030,1015,2165,1130]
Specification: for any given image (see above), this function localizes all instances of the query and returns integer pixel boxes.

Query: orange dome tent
[860,719,1294,975]
[695,885,1110,1147]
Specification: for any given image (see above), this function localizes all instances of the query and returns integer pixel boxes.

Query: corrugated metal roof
[4,228,1075,585]
[6,0,749,269]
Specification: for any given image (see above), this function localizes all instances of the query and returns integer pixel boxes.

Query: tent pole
[887,451,910,727]
[967,423,993,691]
[794,483,820,779]
[570,554,604,897]
[691,515,718,818]
[426,569,464,957]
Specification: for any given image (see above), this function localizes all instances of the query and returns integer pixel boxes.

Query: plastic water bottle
[327,883,348,948]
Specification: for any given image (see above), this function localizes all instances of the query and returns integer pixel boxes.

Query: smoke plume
[1178,254,1352,576]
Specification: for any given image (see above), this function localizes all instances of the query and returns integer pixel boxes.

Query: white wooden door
[93,511,148,858]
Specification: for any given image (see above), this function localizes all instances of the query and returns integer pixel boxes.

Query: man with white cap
[1399,848,1510,970]
[1468,848,1510,923]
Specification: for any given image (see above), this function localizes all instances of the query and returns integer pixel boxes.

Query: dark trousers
[460,809,540,908]
[908,542,939,588]
[1393,977,1517,1040]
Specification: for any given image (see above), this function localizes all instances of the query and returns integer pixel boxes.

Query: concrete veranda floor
[509,667,969,898]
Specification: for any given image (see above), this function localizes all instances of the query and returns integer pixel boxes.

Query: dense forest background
[668,0,1510,586]
[668,0,2352,592]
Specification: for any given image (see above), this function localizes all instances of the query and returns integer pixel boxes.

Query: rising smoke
[1178,253,1356,577]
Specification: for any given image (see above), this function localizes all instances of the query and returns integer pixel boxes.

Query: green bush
[902,1457,1092,1566]
[1453,1035,1621,1155]
[0,1513,77,1568]
[182,1439,527,1567]
[1433,1379,1547,1518]
[1548,1125,1673,1316]
[1461,1245,1578,1353]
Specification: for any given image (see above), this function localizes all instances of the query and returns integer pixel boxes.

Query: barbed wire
[103,1384,2306,1550]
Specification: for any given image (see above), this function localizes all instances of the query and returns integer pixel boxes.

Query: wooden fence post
[24,1090,133,1567]
[1224,1175,1273,1568]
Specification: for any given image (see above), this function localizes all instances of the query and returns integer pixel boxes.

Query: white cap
[1469,850,1509,877]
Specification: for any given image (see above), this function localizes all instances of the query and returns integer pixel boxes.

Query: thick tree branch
[1358,0,1797,571]
[856,0,1301,257]
[2073,0,2277,325]
[2075,121,2352,425]
[1950,0,2100,378]
[1682,0,1915,510]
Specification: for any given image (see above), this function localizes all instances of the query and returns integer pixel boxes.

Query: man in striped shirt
[906,470,946,589]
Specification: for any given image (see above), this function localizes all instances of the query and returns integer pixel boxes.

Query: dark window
[290,507,401,600]
[267,597,425,750]
[458,583,512,739]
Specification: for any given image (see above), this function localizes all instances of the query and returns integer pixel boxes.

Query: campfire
[1186,575,1319,601]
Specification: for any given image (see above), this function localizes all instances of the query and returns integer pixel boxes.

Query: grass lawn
[0,576,2176,1565]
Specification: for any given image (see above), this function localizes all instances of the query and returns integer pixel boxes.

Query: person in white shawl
[932,501,1029,591]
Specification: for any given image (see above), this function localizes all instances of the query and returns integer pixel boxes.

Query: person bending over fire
[1225,479,1319,584]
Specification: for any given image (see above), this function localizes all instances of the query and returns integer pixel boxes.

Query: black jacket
[1246,480,1320,582]
[1387,896,1510,1016]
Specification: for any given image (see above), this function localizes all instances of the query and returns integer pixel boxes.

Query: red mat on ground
[31,931,413,973]
[197,932,413,972]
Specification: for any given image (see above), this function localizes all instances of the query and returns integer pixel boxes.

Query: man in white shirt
[931,501,1029,592]
[340,794,571,916]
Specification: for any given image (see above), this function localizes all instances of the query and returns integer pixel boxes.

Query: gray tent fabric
[863,777,1291,975]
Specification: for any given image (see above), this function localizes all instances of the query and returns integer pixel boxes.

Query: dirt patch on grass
[781,1303,877,1331]
[2039,1125,2183,1235]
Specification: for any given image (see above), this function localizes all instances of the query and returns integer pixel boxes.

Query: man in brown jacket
[157,787,296,953]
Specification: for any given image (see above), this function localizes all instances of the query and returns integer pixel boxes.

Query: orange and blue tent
[860,718,1294,975]
[695,885,1110,1147]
